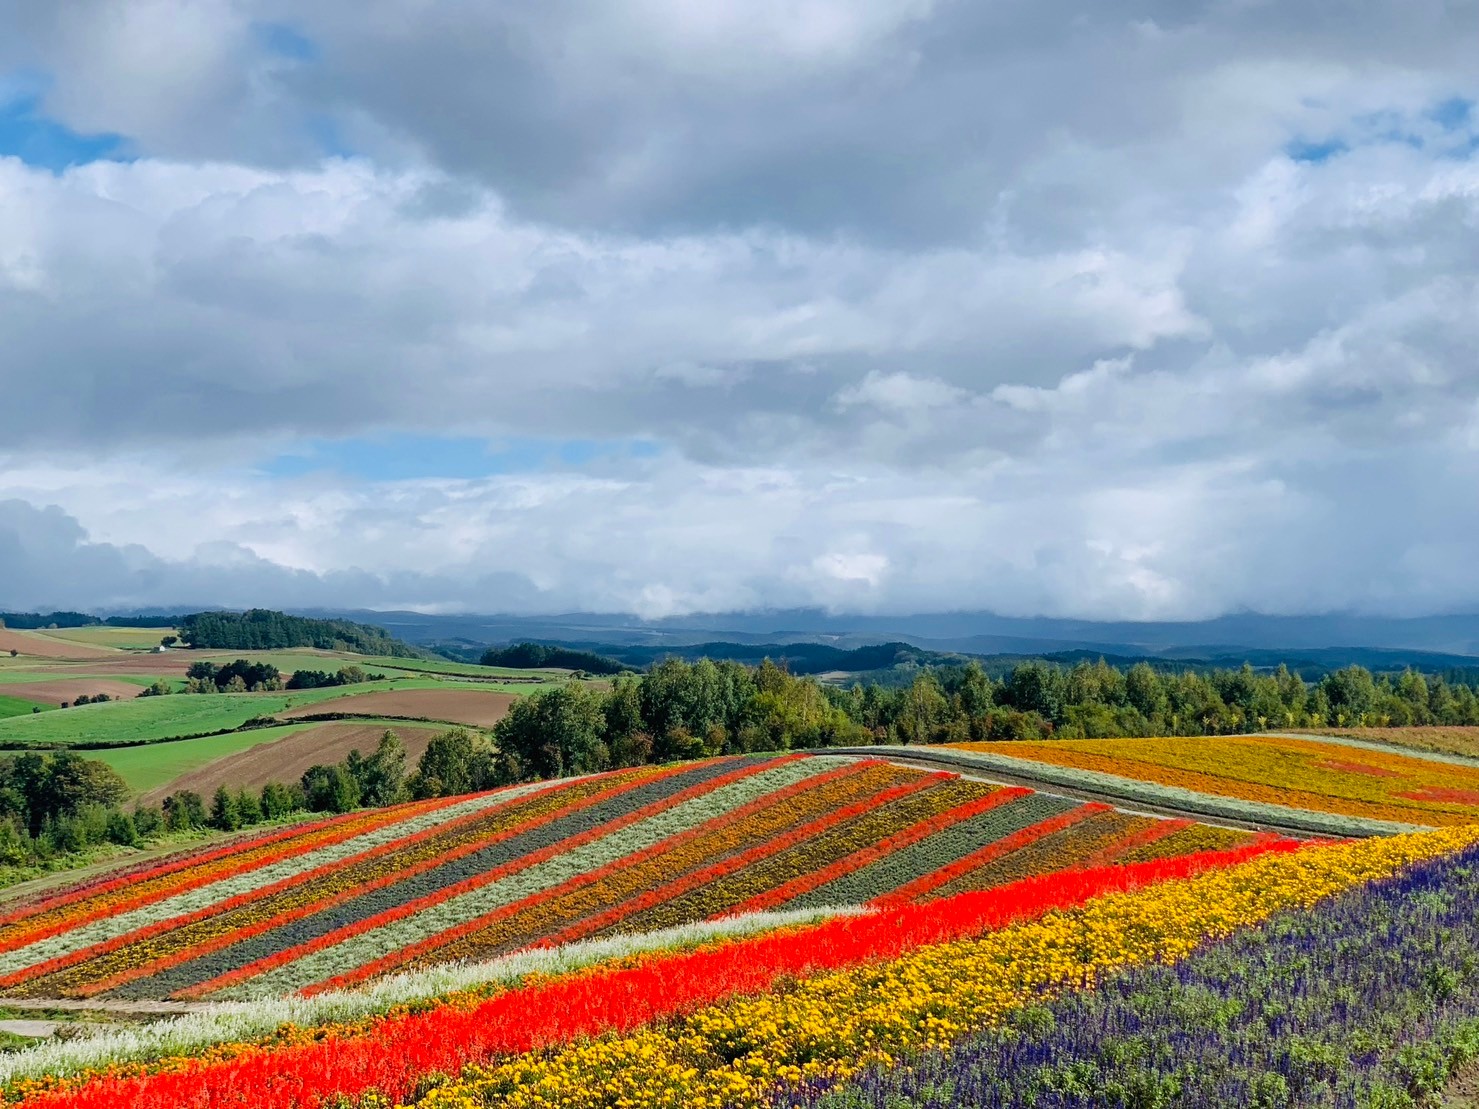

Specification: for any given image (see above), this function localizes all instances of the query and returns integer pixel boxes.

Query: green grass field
[0,695,53,720]
[89,723,318,792]
[0,679,452,749]
[93,715,454,793]
[33,626,177,650]
[347,655,561,680]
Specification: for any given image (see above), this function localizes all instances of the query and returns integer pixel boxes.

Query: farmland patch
[279,688,516,728]
[0,631,116,661]
[138,722,445,804]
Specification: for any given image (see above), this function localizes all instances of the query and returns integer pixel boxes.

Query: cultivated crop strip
[0,753,1233,1004]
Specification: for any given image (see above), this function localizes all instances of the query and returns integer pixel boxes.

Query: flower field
[0,753,1242,1006]
[951,733,1479,826]
[7,746,1479,1109]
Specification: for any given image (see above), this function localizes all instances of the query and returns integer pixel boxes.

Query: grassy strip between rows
[858,745,1428,836]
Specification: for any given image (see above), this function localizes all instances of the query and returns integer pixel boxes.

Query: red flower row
[306,759,873,994]
[179,756,802,999]
[15,839,1297,1109]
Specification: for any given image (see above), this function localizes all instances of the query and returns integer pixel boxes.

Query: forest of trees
[1,731,436,875]
[476,656,1479,783]
[177,609,421,657]
[0,612,179,629]
[480,642,631,675]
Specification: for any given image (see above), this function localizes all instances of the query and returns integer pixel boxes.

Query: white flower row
[0,905,864,1085]
[219,757,841,998]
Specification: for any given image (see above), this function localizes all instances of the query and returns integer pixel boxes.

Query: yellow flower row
[593,776,984,936]
[1115,820,1254,864]
[962,735,1479,826]
[405,824,1479,1109]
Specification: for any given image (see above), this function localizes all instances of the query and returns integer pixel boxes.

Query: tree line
[0,730,480,877]
[476,656,1479,782]
[479,642,631,675]
[178,609,421,657]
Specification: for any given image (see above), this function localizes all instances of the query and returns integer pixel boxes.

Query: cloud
[0,2,1478,619]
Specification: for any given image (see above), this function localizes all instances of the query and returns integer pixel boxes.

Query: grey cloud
[3,2,1479,620]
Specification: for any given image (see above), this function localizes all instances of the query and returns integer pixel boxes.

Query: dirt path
[0,1018,61,1037]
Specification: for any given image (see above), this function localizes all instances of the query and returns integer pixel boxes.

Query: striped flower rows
[3,752,1273,1006]
[4,837,1300,1109]
[957,733,1479,826]
[406,827,1479,1109]
[349,760,914,982]
[898,744,1428,835]
[8,772,646,999]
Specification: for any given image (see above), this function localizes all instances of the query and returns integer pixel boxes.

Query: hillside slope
[0,753,1256,1003]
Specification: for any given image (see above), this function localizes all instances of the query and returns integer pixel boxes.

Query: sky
[0,1,1477,620]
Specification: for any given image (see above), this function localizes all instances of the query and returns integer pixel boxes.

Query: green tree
[164,790,207,831]
[409,729,498,798]
[350,732,408,806]
[896,673,949,744]
[260,781,299,819]
[494,683,610,779]
[234,788,264,825]
[210,785,240,831]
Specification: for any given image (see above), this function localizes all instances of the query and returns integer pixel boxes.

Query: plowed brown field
[0,679,144,706]
[0,629,117,660]
[140,722,445,803]
[279,687,515,728]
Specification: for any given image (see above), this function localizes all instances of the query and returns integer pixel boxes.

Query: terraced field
[0,754,1260,1006]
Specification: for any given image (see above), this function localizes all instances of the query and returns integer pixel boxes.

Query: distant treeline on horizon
[0,608,423,658]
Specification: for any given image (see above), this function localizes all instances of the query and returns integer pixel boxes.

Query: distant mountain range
[282,608,1479,671]
[85,606,1479,673]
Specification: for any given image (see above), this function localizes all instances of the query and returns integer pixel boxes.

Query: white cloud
[1,1,1478,619]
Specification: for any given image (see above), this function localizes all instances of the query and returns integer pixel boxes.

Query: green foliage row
[478,642,630,675]
[178,609,421,658]
[483,655,1479,787]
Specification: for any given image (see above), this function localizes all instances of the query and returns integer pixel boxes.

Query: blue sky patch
[1285,137,1348,163]
[255,22,320,62]
[0,92,126,170]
